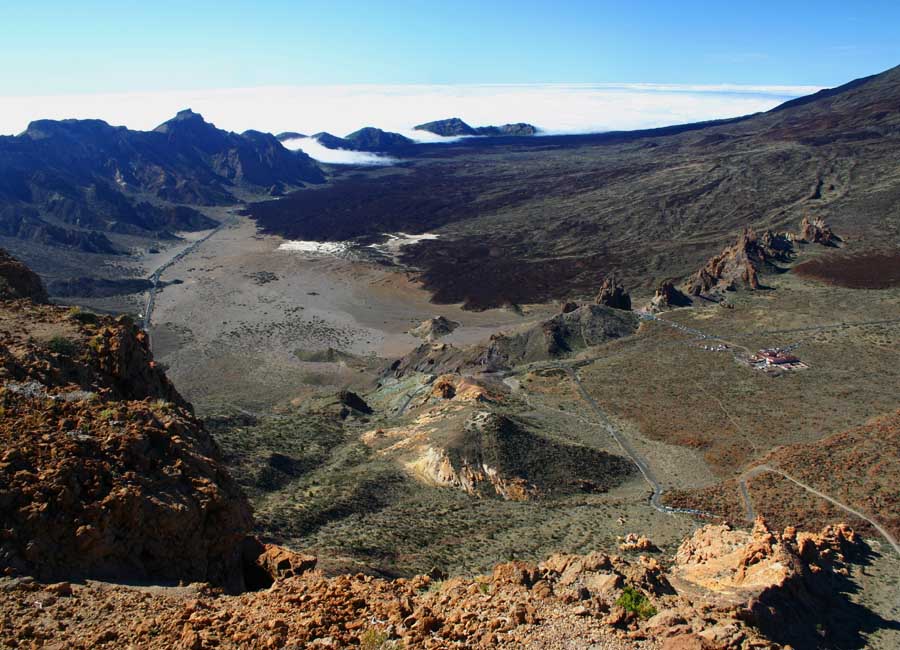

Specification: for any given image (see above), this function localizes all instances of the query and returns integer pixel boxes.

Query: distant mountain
[474,123,539,136]
[343,127,414,151]
[0,109,323,255]
[311,127,414,152]
[275,131,307,141]
[414,117,539,137]
[414,118,478,136]
[311,132,350,150]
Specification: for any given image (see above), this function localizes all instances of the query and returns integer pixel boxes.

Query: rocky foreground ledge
[1,520,865,649]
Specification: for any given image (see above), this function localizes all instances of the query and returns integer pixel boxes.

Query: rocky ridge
[0,518,867,649]
[0,109,323,256]
[684,219,836,298]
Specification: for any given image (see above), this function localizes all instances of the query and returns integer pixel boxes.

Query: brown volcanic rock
[0,287,252,591]
[0,300,188,409]
[0,248,48,303]
[0,391,253,591]
[0,520,873,649]
[799,215,841,246]
[595,275,632,310]
[686,228,793,296]
[670,518,867,649]
[648,280,692,312]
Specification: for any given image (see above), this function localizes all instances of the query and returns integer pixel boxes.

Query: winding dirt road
[738,464,900,559]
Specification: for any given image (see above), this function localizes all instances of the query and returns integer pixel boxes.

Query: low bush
[615,586,657,619]
[47,336,78,356]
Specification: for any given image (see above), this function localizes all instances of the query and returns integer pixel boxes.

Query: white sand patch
[369,232,440,261]
[277,240,349,255]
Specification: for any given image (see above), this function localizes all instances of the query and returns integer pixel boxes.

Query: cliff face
[0,252,253,590]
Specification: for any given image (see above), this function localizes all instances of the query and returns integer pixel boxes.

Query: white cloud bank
[282,137,398,166]
[0,83,822,161]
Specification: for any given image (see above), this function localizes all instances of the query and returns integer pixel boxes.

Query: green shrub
[360,628,402,650]
[66,307,99,325]
[615,586,657,619]
[47,336,78,356]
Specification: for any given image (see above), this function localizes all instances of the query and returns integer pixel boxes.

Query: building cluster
[749,348,808,371]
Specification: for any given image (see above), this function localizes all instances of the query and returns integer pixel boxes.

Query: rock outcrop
[648,280,692,312]
[0,276,254,591]
[408,315,460,341]
[799,215,841,246]
[0,248,48,303]
[0,519,867,649]
[686,228,793,296]
[479,304,639,370]
[669,518,866,649]
[595,275,632,310]
[405,411,635,500]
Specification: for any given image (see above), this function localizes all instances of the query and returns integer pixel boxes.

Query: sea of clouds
[1,83,822,164]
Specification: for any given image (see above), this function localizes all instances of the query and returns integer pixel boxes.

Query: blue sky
[2,1,899,95]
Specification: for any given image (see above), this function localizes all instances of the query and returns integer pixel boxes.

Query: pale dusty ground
[148,217,553,409]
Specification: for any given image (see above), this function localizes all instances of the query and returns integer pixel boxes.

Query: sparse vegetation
[615,586,657,620]
[47,336,78,356]
[66,306,100,325]
[360,628,402,650]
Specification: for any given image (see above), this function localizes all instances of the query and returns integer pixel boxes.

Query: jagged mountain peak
[153,108,224,136]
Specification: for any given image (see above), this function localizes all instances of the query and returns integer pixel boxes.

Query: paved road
[738,464,900,559]
[560,365,714,517]
[141,215,237,333]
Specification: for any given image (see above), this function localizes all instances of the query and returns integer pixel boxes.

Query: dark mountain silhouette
[474,123,539,136]
[414,118,478,136]
[310,127,414,152]
[343,127,414,151]
[275,131,307,141]
[0,110,323,254]
[414,117,538,137]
